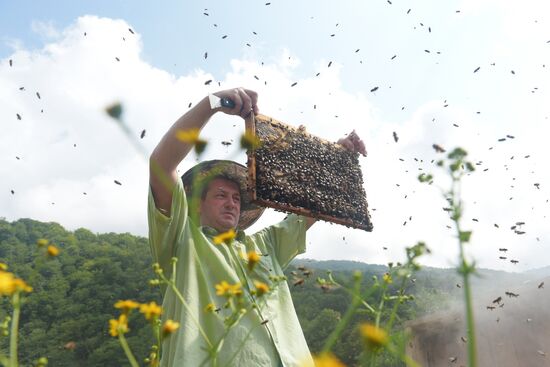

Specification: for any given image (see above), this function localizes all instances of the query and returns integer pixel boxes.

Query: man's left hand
[337,130,367,156]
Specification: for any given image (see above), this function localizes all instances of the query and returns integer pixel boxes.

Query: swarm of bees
[248,115,372,231]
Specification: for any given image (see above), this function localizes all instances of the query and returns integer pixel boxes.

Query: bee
[538,282,544,289]
[449,356,457,363]
[492,296,502,304]
[114,180,122,185]
[498,248,508,252]
[505,291,519,298]
[486,306,495,310]
[432,144,446,153]
[261,319,269,325]
[510,259,519,264]
[293,278,305,287]
[302,270,312,277]
[461,336,467,343]
[64,341,77,350]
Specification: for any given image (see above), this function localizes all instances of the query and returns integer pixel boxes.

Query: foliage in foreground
[0,217,462,366]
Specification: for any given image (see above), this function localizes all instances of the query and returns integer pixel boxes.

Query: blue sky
[1,0,549,271]
[1,0,507,121]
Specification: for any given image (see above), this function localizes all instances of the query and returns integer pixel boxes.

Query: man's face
[199,178,241,233]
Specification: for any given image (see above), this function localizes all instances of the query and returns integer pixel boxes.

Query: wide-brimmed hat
[180,160,265,230]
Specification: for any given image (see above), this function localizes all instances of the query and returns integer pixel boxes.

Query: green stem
[118,333,140,367]
[329,273,376,314]
[321,277,362,353]
[374,286,386,328]
[387,342,421,367]
[170,282,213,347]
[161,277,212,349]
[386,277,408,331]
[154,319,161,366]
[9,292,20,367]
[453,177,477,367]
[461,266,477,367]
[222,322,259,367]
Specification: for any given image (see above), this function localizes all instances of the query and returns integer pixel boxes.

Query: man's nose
[224,197,238,209]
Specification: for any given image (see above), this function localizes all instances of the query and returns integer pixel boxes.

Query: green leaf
[194,140,208,154]
[448,147,467,160]
[418,173,433,183]
[105,102,123,120]
[459,231,472,242]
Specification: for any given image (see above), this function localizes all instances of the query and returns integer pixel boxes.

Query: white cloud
[31,20,61,40]
[1,15,550,272]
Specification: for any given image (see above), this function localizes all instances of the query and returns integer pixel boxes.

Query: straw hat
[180,160,265,230]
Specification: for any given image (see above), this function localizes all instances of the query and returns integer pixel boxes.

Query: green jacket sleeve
[147,179,188,276]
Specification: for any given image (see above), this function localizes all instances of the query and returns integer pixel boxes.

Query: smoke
[407,268,550,366]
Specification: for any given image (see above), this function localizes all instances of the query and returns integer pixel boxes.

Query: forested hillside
[0,218,483,366]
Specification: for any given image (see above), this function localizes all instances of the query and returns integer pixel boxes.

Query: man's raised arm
[149,88,259,216]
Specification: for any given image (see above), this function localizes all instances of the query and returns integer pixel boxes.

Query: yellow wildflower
[254,281,270,297]
[36,238,49,247]
[0,271,32,296]
[13,278,32,293]
[204,303,216,313]
[247,251,260,271]
[0,263,7,271]
[47,245,59,257]
[176,128,200,143]
[176,128,207,154]
[303,353,346,367]
[139,301,162,320]
[162,320,180,335]
[382,273,392,284]
[215,281,242,297]
[109,314,129,337]
[213,229,236,245]
[359,323,388,348]
[240,131,262,150]
[114,300,140,313]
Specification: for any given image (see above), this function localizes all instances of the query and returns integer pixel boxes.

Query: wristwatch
[209,94,236,109]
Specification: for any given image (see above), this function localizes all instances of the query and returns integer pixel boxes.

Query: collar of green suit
[199,226,246,242]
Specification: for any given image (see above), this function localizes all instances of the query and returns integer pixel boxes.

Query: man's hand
[337,130,367,156]
[213,87,259,119]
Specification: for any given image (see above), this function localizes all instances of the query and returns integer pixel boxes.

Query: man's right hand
[150,87,259,217]
[212,87,259,119]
